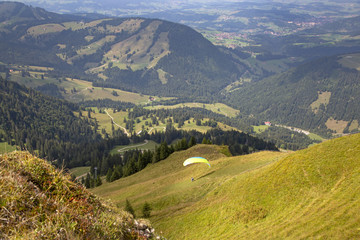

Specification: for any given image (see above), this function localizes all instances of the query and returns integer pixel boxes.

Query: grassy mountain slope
[0,77,103,168]
[93,133,360,239]
[0,1,79,24]
[226,53,360,136]
[0,2,245,99]
[0,151,161,239]
[92,144,288,237]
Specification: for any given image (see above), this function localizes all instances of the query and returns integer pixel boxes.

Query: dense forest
[0,77,130,168]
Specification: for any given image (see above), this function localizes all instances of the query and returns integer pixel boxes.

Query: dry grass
[0,151,159,239]
[26,24,66,36]
[310,91,331,114]
[326,117,348,134]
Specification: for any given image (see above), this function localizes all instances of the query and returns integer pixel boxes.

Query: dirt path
[76,172,88,180]
[104,109,130,137]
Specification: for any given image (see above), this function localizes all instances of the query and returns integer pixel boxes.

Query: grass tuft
[0,151,161,239]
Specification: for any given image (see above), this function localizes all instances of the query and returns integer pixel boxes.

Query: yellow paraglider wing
[183,157,211,168]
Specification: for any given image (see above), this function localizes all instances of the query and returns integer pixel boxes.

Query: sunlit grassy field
[110,140,158,155]
[92,145,287,238]
[8,70,167,104]
[69,166,91,178]
[92,133,360,239]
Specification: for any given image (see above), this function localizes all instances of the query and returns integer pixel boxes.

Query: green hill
[92,133,360,239]
[0,151,162,239]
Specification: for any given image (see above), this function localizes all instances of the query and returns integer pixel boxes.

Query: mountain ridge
[0,1,245,99]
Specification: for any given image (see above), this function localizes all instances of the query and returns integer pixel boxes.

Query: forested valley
[0,77,279,188]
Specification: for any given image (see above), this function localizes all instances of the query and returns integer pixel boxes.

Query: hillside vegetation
[93,133,360,239]
[226,54,360,136]
[0,2,245,99]
[0,151,162,239]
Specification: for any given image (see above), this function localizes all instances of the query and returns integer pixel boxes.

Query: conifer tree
[85,173,91,188]
[189,136,196,147]
[106,168,112,182]
[125,199,135,217]
[142,202,152,218]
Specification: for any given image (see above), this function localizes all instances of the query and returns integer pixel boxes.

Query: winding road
[117,139,149,153]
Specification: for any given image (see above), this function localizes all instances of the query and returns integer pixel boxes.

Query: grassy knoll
[308,132,326,142]
[110,140,158,155]
[93,133,360,239]
[69,166,91,178]
[0,151,160,239]
[253,124,269,133]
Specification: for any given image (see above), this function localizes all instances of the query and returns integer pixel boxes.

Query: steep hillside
[0,77,104,168]
[226,53,360,136]
[0,151,161,239]
[0,2,245,99]
[93,133,360,239]
[92,144,287,237]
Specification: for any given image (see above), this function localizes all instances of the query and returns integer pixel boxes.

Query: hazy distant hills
[0,1,80,22]
[0,2,245,99]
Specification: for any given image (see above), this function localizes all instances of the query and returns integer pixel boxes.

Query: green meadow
[145,102,240,118]
[8,69,168,104]
[110,140,158,155]
[92,133,360,239]
[69,166,91,178]
[92,108,238,137]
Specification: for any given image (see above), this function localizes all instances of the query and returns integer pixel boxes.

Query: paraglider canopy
[183,157,211,168]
